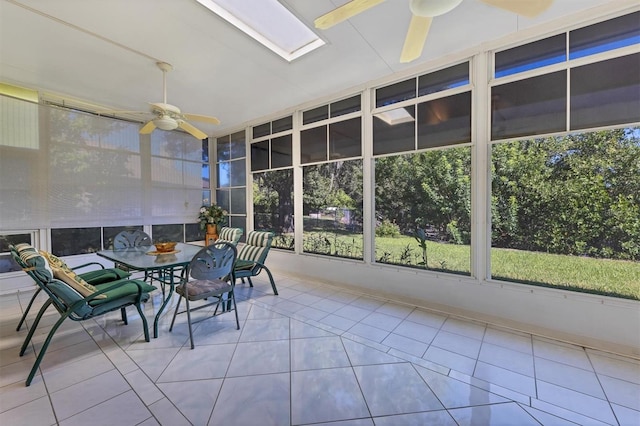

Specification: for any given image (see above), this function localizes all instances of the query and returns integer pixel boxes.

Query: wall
[268,249,640,358]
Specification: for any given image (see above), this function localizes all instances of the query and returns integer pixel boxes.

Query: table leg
[153,267,176,338]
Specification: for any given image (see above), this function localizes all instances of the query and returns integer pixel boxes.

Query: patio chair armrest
[72,262,106,271]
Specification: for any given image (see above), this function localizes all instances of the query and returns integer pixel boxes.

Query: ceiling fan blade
[183,113,220,125]
[479,0,553,18]
[314,0,385,29]
[139,120,156,135]
[178,120,208,139]
[400,15,432,63]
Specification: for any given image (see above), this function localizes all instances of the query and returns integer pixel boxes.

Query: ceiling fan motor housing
[410,0,463,17]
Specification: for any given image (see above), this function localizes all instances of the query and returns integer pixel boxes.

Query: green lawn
[303,231,639,300]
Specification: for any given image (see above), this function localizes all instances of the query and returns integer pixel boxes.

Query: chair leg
[134,303,150,342]
[169,294,182,331]
[20,299,52,357]
[247,277,254,287]
[263,266,279,295]
[185,297,194,350]
[16,288,42,331]
[121,307,128,325]
[26,312,69,386]
[231,290,240,330]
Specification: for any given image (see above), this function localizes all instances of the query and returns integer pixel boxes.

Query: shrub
[376,219,400,237]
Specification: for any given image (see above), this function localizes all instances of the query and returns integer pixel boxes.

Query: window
[251,117,295,248]
[103,225,143,249]
[373,64,472,275]
[494,35,566,78]
[151,131,208,219]
[217,130,247,236]
[376,62,469,108]
[417,91,471,149]
[303,160,363,259]
[491,12,640,140]
[374,147,471,275]
[570,53,640,130]
[253,169,294,250]
[491,72,566,140]
[51,227,101,256]
[48,106,143,227]
[489,14,640,299]
[373,63,471,156]
[251,116,293,171]
[0,233,32,273]
[152,224,184,243]
[569,11,640,59]
[491,128,640,299]
[301,117,361,163]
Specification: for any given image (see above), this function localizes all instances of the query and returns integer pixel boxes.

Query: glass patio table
[97,242,203,338]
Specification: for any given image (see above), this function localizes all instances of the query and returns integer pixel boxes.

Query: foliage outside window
[51,227,101,256]
[375,147,471,274]
[152,224,184,243]
[491,128,640,300]
[253,169,294,250]
[251,117,294,248]
[490,20,640,300]
[373,63,471,274]
[303,161,363,260]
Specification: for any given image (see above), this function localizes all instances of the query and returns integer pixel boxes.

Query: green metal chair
[11,245,156,386]
[216,226,243,246]
[169,242,238,349]
[234,231,278,295]
[12,243,131,332]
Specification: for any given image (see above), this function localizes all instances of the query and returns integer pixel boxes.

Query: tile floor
[1,273,639,425]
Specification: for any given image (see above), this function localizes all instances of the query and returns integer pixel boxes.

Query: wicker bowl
[154,242,177,253]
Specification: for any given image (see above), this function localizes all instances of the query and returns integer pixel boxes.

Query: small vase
[206,224,218,242]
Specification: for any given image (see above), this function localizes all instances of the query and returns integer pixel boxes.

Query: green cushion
[234,259,255,271]
[80,268,131,284]
[88,279,156,306]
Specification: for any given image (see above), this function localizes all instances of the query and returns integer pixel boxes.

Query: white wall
[268,249,640,358]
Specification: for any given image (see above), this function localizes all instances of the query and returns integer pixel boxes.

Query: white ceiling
[0,0,630,136]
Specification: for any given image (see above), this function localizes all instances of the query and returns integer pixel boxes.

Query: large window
[375,148,471,274]
[491,128,640,299]
[253,169,294,250]
[373,63,472,275]
[303,161,363,259]
[490,12,640,299]
[251,116,294,249]
[301,96,363,260]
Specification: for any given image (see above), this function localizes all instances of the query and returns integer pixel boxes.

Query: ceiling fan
[314,0,554,63]
[136,61,220,139]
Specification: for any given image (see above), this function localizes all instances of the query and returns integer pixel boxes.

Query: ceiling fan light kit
[315,0,554,63]
[153,115,179,131]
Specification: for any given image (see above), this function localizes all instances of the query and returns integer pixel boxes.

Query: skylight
[195,0,325,62]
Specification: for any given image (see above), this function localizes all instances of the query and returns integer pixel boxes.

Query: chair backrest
[10,244,93,317]
[189,242,237,281]
[114,230,152,249]
[216,227,243,246]
[237,231,274,265]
